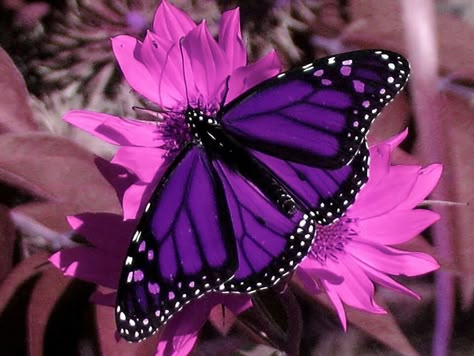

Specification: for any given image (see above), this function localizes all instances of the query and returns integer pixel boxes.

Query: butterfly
[115,49,410,341]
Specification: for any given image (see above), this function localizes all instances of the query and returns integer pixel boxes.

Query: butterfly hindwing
[115,146,237,342]
[221,49,409,168]
[212,143,368,292]
[252,141,370,225]
[213,160,316,293]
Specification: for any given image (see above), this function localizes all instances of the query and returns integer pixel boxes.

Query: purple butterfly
[115,50,410,341]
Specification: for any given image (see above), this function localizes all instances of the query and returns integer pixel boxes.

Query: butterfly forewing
[115,146,237,342]
[221,50,409,168]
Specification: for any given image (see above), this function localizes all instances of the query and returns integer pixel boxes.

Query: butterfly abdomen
[270,181,298,216]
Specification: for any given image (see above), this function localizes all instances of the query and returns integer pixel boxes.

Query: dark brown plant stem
[401,1,455,355]
[252,294,287,344]
[232,316,277,349]
[280,288,302,356]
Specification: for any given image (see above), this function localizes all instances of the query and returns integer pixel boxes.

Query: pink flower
[62,0,281,220]
[50,210,251,355]
[295,129,441,328]
[51,2,280,353]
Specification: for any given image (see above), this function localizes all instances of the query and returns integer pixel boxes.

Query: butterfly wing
[213,160,316,293]
[253,141,369,225]
[212,143,368,292]
[210,50,403,292]
[115,146,237,342]
[220,49,409,168]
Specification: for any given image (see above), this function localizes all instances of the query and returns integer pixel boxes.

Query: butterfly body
[116,49,411,342]
[184,107,299,216]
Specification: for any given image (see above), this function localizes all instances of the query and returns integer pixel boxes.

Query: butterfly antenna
[179,37,190,107]
[132,106,182,116]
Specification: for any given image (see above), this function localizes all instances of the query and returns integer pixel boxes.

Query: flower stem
[401,1,455,355]
[233,317,277,349]
[251,294,287,346]
[280,288,303,356]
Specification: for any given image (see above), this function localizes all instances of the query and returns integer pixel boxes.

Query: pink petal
[122,181,154,220]
[294,268,321,295]
[49,247,121,289]
[308,258,383,329]
[362,266,420,299]
[156,326,198,356]
[226,50,282,103]
[152,0,196,44]
[221,294,253,315]
[358,129,411,202]
[365,142,391,188]
[140,31,196,107]
[395,164,443,211]
[111,35,162,104]
[295,265,345,296]
[219,8,246,71]
[111,147,168,220]
[297,258,344,285]
[117,168,164,221]
[323,257,385,313]
[64,110,162,147]
[95,156,138,208]
[349,165,420,219]
[357,209,440,245]
[112,147,166,183]
[67,213,133,254]
[324,284,348,329]
[384,128,409,151]
[298,255,319,270]
[182,22,229,102]
[346,239,440,276]
[156,294,250,356]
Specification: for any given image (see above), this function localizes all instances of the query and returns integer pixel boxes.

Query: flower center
[158,111,192,157]
[309,217,358,263]
[158,103,219,157]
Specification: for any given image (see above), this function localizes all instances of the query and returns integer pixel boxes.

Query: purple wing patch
[253,141,369,225]
[213,160,316,293]
[221,50,409,168]
[115,146,237,342]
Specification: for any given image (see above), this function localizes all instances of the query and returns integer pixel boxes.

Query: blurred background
[0,0,472,354]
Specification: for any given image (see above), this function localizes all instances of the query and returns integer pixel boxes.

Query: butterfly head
[184,108,219,145]
[143,103,223,158]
